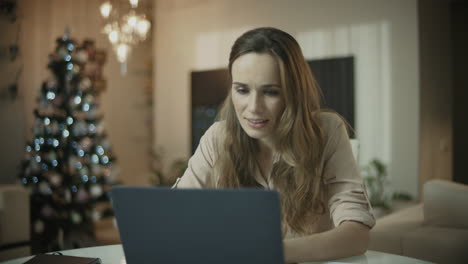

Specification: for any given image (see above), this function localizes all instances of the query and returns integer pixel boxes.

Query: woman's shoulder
[204,120,226,138]
[317,111,345,132]
[201,121,226,150]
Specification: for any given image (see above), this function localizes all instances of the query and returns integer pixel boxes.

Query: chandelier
[99,0,151,71]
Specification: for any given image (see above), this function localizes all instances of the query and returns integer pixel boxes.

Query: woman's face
[231,52,285,144]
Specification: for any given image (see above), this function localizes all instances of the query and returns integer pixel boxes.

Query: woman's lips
[246,118,269,129]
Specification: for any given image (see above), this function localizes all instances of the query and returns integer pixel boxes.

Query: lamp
[99,0,151,73]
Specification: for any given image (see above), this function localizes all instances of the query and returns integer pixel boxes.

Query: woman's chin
[243,129,269,140]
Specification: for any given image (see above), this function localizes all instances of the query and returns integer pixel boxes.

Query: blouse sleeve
[321,114,376,229]
[172,123,220,189]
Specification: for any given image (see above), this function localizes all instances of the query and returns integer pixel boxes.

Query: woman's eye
[264,89,280,96]
[234,87,249,94]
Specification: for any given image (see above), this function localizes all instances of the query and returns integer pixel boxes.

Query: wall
[153,0,420,196]
[452,1,468,185]
[0,0,153,186]
[418,0,453,191]
[0,2,26,185]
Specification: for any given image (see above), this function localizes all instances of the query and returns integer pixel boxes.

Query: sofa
[369,179,468,264]
[0,184,31,261]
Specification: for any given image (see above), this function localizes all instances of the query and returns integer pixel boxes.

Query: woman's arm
[283,221,370,263]
[173,122,221,188]
[283,113,374,262]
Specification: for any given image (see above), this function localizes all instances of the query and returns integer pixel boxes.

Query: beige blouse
[173,112,375,238]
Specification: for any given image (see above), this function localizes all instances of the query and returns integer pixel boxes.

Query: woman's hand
[283,221,370,263]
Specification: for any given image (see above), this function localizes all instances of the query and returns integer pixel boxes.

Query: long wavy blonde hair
[214,27,327,235]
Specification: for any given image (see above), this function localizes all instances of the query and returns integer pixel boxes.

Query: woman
[174,27,375,263]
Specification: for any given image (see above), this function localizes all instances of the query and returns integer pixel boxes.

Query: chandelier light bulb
[127,15,138,28]
[129,0,139,8]
[116,44,130,63]
[100,2,112,18]
[108,30,119,44]
[137,19,150,38]
[103,23,112,34]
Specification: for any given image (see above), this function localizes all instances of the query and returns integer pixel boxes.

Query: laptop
[110,186,284,264]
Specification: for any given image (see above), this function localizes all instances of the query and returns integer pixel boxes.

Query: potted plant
[362,159,413,218]
[362,159,391,217]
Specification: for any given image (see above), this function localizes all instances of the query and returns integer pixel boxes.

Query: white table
[0,244,432,264]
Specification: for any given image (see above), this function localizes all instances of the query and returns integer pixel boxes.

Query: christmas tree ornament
[91,209,101,222]
[72,64,81,75]
[71,211,82,224]
[90,184,103,198]
[58,47,69,58]
[41,205,54,218]
[47,152,57,161]
[79,77,92,91]
[33,126,42,136]
[91,164,102,176]
[39,182,52,195]
[71,121,84,136]
[50,121,59,134]
[64,189,72,203]
[24,166,31,176]
[79,166,89,177]
[34,220,45,234]
[96,122,105,134]
[84,93,94,103]
[101,139,111,150]
[102,167,111,177]
[75,49,88,64]
[48,172,61,187]
[46,79,57,90]
[80,137,92,150]
[75,161,83,170]
[76,188,89,203]
[30,159,40,172]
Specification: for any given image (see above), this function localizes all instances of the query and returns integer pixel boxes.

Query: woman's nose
[247,92,263,114]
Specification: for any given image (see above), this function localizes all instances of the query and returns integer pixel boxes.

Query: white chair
[0,184,30,261]
[349,139,359,162]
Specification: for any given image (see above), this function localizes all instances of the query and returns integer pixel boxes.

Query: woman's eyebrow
[232,82,248,87]
[260,84,281,89]
[232,82,281,88]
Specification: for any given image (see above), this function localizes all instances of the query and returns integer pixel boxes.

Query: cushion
[0,185,30,244]
[423,179,468,228]
[369,204,424,255]
[403,226,468,264]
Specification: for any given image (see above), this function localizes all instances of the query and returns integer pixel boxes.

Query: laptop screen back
[111,187,284,264]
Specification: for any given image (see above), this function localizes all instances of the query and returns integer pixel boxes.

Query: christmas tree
[18,33,117,253]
